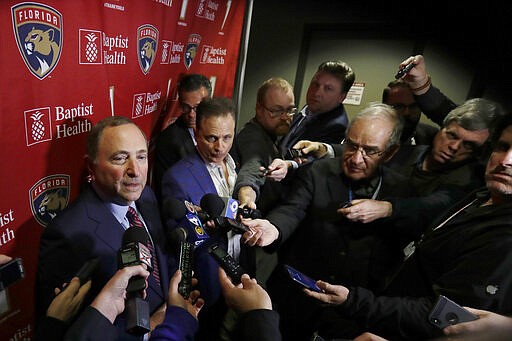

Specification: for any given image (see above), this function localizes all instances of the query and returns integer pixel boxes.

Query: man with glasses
[233,77,298,215]
[233,77,297,286]
[241,103,412,340]
[302,113,512,341]
[152,74,211,202]
[278,60,355,155]
[346,98,504,239]
[382,79,438,145]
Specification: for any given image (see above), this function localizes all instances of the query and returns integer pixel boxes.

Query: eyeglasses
[262,105,298,118]
[179,102,199,115]
[342,139,386,159]
[391,103,420,112]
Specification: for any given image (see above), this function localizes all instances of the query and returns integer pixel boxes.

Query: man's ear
[382,144,400,163]
[338,92,347,104]
[85,155,95,180]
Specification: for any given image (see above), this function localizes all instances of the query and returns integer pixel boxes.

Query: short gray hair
[443,98,504,132]
[348,102,403,150]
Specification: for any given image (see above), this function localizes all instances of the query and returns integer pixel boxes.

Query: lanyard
[348,175,383,202]
[402,198,479,260]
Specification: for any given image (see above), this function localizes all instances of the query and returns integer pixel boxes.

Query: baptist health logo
[79,29,128,65]
[11,2,63,80]
[24,107,52,146]
[132,91,161,119]
[24,103,94,146]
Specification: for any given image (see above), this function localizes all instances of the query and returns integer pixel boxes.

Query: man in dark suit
[278,60,355,154]
[243,103,412,340]
[36,116,176,340]
[152,74,212,202]
[161,97,243,341]
[303,113,512,341]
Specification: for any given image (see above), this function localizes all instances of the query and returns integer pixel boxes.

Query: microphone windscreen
[169,227,188,244]
[163,197,188,220]
[122,226,149,245]
[200,193,225,217]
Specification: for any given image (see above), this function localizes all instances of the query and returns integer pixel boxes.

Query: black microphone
[118,226,152,336]
[168,227,194,298]
[200,193,252,234]
[163,197,209,247]
[238,206,262,219]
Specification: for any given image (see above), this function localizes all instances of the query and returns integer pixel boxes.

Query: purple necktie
[126,206,161,285]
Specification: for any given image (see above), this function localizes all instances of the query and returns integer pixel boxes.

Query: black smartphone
[72,257,99,286]
[395,62,415,79]
[0,257,25,291]
[208,243,245,285]
[429,295,478,329]
[284,264,321,292]
[285,148,302,160]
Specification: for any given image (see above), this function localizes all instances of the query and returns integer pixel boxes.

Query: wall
[239,1,511,130]
[0,1,246,338]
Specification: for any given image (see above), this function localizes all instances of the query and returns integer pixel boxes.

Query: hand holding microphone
[200,193,256,235]
[117,226,153,335]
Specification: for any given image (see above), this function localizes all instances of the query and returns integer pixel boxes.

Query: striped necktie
[126,206,161,285]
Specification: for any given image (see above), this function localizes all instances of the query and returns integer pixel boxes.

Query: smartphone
[0,257,25,291]
[285,148,302,160]
[428,295,478,329]
[75,257,99,284]
[208,243,245,285]
[284,264,321,292]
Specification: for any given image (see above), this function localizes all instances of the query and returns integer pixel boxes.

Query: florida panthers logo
[137,24,159,75]
[184,34,201,69]
[12,3,63,80]
[29,174,70,227]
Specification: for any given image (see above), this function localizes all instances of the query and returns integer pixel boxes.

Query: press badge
[403,241,416,260]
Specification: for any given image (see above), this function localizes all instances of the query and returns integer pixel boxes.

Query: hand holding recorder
[397,55,431,94]
[218,268,272,313]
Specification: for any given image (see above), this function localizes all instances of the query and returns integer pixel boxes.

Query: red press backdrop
[0,0,246,339]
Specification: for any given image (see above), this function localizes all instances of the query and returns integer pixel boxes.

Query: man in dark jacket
[304,113,512,341]
[152,74,211,202]
[243,103,412,340]
[278,60,355,154]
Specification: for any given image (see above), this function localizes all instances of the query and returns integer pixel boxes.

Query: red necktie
[126,206,161,285]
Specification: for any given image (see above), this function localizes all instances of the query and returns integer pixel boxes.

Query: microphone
[238,206,262,219]
[200,193,252,234]
[200,193,262,220]
[163,197,209,247]
[118,226,152,336]
[168,227,193,298]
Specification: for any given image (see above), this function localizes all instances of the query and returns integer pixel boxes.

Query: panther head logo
[29,174,70,227]
[24,27,61,77]
[38,189,67,219]
[140,41,156,72]
[184,34,201,69]
[137,24,159,75]
[11,3,63,80]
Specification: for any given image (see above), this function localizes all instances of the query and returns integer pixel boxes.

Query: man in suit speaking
[36,116,176,340]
